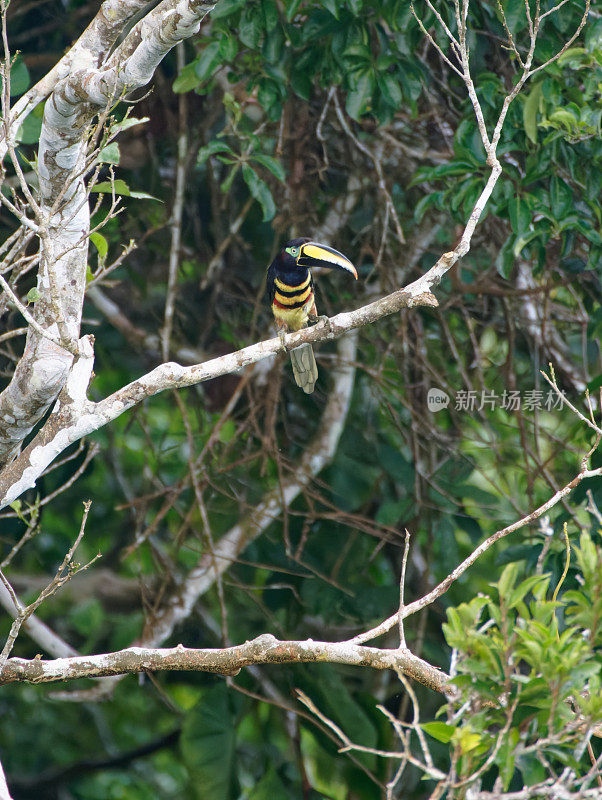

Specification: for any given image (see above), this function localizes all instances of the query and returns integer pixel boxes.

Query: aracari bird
[267,238,357,393]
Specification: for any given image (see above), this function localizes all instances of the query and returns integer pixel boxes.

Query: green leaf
[251,154,286,182]
[547,108,579,130]
[550,176,572,220]
[173,62,201,94]
[26,287,41,303]
[321,0,340,18]
[181,684,237,800]
[512,230,540,258]
[220,164,240,193]
[248,768,288,800]
[262,26,284,63]
[219,35,239,61]
[557,47,587,67]
[242,164,276,221]
[290,69,311,100]
[377,443,414,487]
[9,56,30,96]
[194,41,222,84]
[498,0,528,34]
[261,0,279,30]
[414,191,444,222]
[257,80,281,115]
[90,232,108,262]
[98,142,120,164]
[197,141,235,165]
[523,82,543,144]
[378,73,402,108]
[302,667,378,767]
[211,0,245,18]
[17,113,42,145]
[346,70,374,120]
[422,722,456,744]
[218,419,236,444]
[458,728,483,755]
[507,575,549,609]
[91,179,159,201]
[109,116,149,135]
[376,500,406,526]
[9,500,21,513]
[343,43,372,60]
[285,0,304,20]
[497,562,520,599]
[239,5,263,48]
[496,728,519,790]
[508,196,531,236]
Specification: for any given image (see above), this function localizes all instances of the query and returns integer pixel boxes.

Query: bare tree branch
[0,633,452,695]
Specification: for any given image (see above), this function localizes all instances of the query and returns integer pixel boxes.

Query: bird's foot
[278,327,288,351]
[309,313,329,326]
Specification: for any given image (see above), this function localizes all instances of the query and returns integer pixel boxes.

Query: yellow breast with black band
[271,273,314,330]
[274,285,312,306]
[274,275,311,292]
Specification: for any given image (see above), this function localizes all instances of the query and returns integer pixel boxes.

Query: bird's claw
[278,327,288,351]
[309,313,329,326]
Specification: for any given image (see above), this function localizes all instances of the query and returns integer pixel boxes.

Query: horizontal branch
[0,634,453,695]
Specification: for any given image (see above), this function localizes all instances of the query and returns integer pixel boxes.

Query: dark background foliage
[0,0,601,797]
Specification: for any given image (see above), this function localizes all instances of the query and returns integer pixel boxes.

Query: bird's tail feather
[290,344,318,394]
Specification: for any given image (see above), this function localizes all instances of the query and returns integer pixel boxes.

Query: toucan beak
[298,242,358,279]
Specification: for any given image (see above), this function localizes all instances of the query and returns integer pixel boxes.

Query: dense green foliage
[0,0,601,797]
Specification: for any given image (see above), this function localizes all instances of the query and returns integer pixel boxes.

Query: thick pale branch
[68,0,216,109]
[0,634,452,695]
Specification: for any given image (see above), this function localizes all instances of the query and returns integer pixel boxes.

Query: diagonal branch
[0,264,439,509]
[349,463,602,646]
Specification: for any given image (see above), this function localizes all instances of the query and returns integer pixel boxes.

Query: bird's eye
[291,248,298,256]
